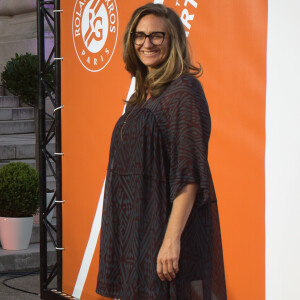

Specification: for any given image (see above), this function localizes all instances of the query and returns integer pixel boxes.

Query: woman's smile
[142,51,159,55]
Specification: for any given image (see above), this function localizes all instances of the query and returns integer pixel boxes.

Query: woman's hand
[157,237,180,281]
[156,183,198,282]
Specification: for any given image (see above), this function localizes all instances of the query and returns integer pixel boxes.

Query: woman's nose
[143,36,153,48]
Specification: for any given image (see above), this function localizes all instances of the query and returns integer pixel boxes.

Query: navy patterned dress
[96,75,227,300]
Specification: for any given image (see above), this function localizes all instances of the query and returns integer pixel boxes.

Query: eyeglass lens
[132,32,165,46]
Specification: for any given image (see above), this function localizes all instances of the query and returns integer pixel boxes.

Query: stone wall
[0,0,53,79]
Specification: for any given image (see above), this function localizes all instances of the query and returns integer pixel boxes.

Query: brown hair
[123,3,202,104]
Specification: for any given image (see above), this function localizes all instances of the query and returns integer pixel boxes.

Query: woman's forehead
[136,14,168,32]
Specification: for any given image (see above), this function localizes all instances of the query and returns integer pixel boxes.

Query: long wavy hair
[123,3,202,104]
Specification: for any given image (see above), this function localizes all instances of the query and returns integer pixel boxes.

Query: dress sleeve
[165,77,211,206]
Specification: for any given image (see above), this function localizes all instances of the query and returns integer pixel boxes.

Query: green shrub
[0,53,54,106]
[0,162,39,217]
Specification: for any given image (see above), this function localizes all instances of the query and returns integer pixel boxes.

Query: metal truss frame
[37,1,73,299]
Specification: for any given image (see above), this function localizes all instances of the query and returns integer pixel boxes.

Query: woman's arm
[156,183,198,281]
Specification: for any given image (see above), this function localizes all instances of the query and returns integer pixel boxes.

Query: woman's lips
[142,50,159,55]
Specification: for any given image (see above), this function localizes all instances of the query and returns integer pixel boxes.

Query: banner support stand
[38,0,71,299]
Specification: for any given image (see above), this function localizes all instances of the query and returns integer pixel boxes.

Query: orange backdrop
[61,0,267,299]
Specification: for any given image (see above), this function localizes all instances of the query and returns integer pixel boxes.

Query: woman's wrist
[163,228,182,242]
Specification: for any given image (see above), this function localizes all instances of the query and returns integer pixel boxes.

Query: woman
[97,3,227,300]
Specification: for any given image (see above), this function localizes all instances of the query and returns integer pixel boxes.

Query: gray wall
[0,0,53,79]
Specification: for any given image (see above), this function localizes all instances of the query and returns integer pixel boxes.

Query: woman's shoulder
[174,73,201,84]
[166,74,204,96]
[149,75,210,130]
[149,75,206,116]
[158,75,205,103]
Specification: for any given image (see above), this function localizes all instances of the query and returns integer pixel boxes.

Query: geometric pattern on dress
[96,75,227,300]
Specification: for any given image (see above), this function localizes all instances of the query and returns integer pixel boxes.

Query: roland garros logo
[72,0,118,72]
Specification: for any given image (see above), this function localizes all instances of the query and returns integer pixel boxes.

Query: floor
[0,272,41,300]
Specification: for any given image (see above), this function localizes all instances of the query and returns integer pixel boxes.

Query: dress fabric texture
[96,75,227,300]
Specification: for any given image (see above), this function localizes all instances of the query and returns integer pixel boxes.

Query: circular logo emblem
[72,0,118,72]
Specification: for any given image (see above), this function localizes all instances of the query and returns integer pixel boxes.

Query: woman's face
[134,14,170,72]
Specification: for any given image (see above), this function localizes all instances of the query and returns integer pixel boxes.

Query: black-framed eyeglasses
[131,31,166,46]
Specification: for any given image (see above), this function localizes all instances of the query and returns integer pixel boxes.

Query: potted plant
[0,162,39,250]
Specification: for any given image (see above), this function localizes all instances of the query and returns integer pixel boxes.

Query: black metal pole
[37,0,47,298]
[54,0,63,291]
